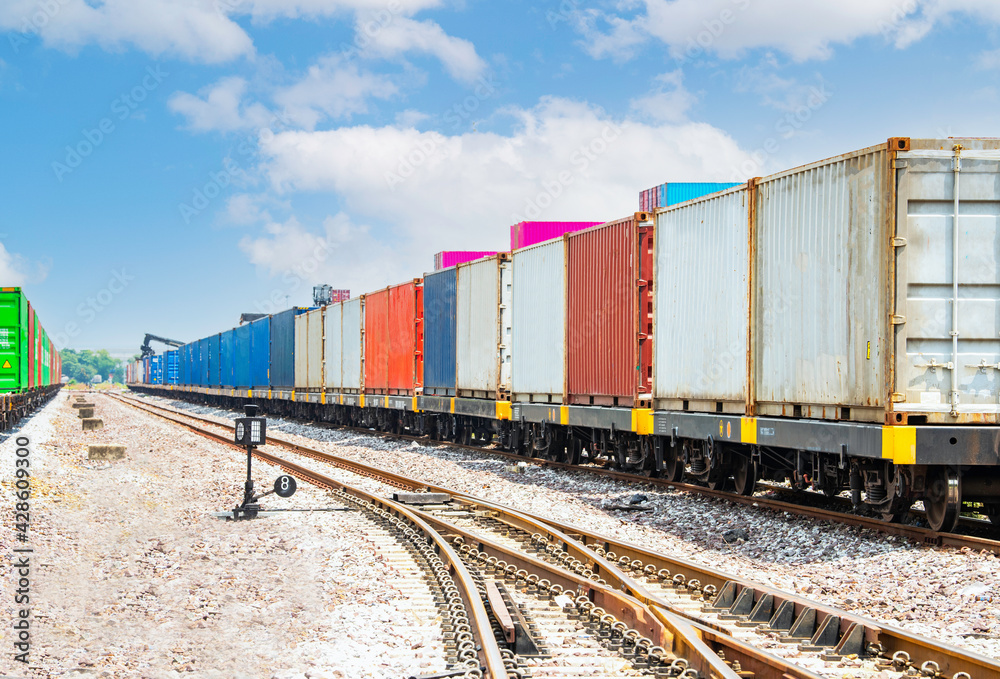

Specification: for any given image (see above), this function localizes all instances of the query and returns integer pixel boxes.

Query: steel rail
[114,394,1000,679]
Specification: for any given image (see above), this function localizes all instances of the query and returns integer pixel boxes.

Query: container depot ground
[0,395,445,678]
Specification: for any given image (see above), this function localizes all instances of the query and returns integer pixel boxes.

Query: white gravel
[0,393,448,678]
[143,394,1000,661]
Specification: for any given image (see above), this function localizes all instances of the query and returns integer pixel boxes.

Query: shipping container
[270,308,311,389]
[40,328,50,386]
[511,237,567,402]
[219,329,236,388]
[639,182,741,211]
[205,334,221,387]
[27,302,34,389]
[422,268,457,396]
[164,350,179,385]
[233,323,252,388]
[433,251,499,271]
[509,221,602,250]
[249,316,270,389]
[566,214,653,407]
[294,307,325,390]
[456,255,512,399]
[325,297,363,392]
[0,288,29,392]
[654,185,750,413]
[150,355,163,385]
[364,281,423,395]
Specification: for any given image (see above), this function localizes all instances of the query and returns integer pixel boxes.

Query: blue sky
[1,0,998,356]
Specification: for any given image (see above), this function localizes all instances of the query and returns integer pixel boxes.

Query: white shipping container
[754,143,890,420]
[654,185,749,412]
[294,307,324,390]
[456,255,512,398]
[342,297,364,391]
[324,303,344,389]
[511,238,565,402]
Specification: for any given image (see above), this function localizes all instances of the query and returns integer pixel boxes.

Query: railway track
[124,389,1000,553]
[112,392,1000,679]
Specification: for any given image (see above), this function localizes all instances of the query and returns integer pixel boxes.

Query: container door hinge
[891,393,906,403]
[891,315,906,325]
[892,237,907,247]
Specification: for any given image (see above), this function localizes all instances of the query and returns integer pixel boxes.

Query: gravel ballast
[144,394,1000,661]
[0,394,447,678]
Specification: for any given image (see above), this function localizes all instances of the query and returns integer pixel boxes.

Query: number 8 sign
[274,475,297,498]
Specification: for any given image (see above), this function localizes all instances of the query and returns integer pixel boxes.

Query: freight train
[0,287,62,429]
[128,137,1000,533]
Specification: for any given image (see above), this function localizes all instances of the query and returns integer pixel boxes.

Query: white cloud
[0,0,254,63]
[573,0,1000,63]
[239,213,408,293]
[629,70,696,123]
[253,97,753,283]
[239,0,443,22]
[0,243,49,286]
[224,193,281,225]
[274,55,399,129]
[169,77,274,132]
[362,16,486,83]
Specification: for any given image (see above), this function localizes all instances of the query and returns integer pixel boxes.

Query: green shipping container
[0,287,29,392]
[41,325,50,386]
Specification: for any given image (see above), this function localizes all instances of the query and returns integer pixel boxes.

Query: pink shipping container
[510,221,603,250]
[566,212,654,407]
[434,251,499,271]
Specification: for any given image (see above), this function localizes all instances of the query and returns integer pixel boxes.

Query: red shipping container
[566,213,654,407]
[364,280,424,395]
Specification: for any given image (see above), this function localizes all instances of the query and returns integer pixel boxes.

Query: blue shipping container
[206,334,221,387]
[665,182,741,206]
[193,339,205,386]
[249,316,270,389]
[233,323,252,388]
[422,268,457,395]
[270,307,311,388]
[179,345,189,385]
[149,355,163,385]
[220,329,236,388]
[164,350,179,385]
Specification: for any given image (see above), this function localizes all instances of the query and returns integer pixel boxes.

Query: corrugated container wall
[206,334,221,387]
[165,350,179,385]
[270,308,309,389]
[434,251,499,271]
[567,215,653,407]
[324,303,344,390]
[26,303,33,389]
[754,144,890,420]
[294,307,324,390]
[511,238,566,402]
[510,221,602,250]
[233,323,252,388]
[654,185,750,412]
[456,255,511,398]
[422,268,457,395]
[219,329,236,388]
[249,317,270,389]
[365,281,423,395]
[0,289,27,392]
[338,297,364,391]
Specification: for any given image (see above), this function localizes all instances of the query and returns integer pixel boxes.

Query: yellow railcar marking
[741,417,757,444]
[560,406,569,425]
[412,396,420,412]
[359,394,365,408]
[495,401,512,421]
[321,392,327,405]
[268,389,272,399]
[632,409,654,435]
[291,391,296,402]
[882,426,916,465]
[450,398,456,414]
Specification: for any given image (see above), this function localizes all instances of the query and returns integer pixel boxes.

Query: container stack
[639,182,741,211]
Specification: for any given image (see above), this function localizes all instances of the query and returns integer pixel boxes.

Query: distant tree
[61,349,123,383]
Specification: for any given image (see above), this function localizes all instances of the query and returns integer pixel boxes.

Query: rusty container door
[566,215,653,407]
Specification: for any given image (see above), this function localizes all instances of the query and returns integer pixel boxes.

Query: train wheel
[662,444,684,482]
[566,438,582,465]
[924,466,962,533]
[637,439,657,478]
[732,456,757,496]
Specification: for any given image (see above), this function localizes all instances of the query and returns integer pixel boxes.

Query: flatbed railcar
[129,137,1000,533]
[0,287,62,430]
